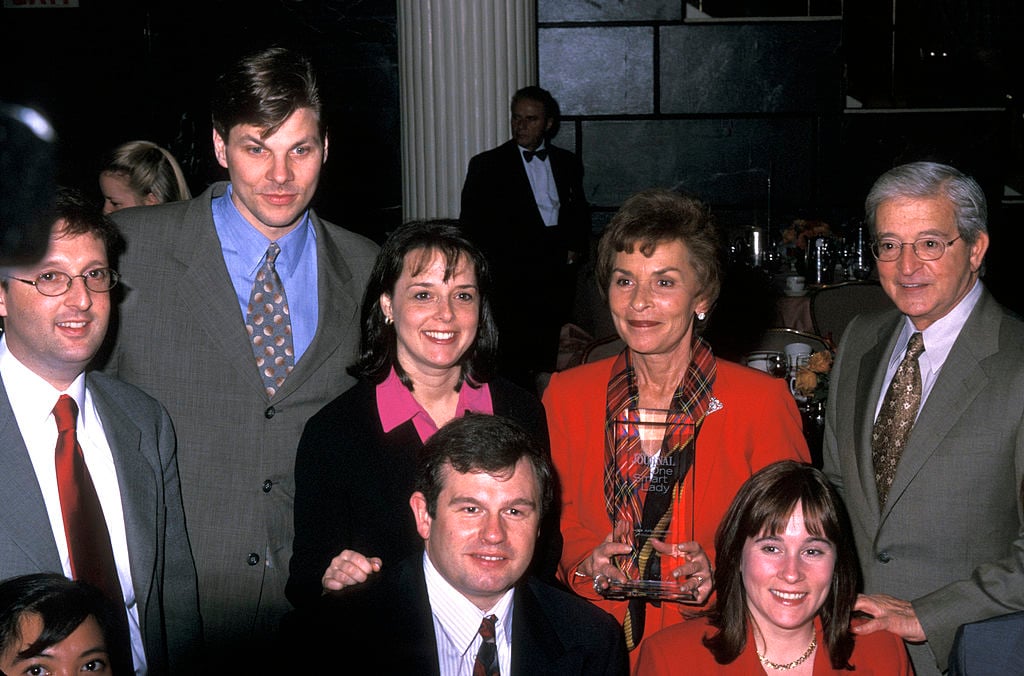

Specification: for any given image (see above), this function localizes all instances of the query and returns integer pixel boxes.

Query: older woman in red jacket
[543,189,809,656]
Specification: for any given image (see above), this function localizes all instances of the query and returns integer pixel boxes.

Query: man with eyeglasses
[0,188,201,674]
[822,161,1024,675]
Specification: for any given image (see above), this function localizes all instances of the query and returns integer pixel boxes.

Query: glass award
[601,408,697,603]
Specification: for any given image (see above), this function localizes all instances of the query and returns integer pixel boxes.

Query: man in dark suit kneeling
[283,413,627,675]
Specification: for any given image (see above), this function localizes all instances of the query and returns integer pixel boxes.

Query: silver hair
[865,161,988,244]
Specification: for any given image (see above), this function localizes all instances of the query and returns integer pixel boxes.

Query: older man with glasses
[0,188,201,674]
[822,161,1024,675]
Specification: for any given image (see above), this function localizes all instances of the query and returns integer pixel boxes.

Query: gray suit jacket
[0,371,201,674]
[823,287,1024,675]
[105,182,379,651]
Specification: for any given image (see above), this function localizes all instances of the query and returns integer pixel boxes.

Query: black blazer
[460,139,589,277]
[286,377,556,608]
[281,554,629,675]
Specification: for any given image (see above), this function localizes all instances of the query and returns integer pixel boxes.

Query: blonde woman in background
[99,139,191,213]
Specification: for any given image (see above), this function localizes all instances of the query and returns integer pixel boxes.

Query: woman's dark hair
[0,573,118,667]
[595,188,722,331]
[349,219,498,389]
[703,460,858,669]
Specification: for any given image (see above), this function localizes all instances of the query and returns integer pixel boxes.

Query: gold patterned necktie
[245,242,294,398]
[473,615,499,676]
[872,332,925,507]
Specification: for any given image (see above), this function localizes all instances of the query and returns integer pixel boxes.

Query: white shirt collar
[423,551,514,657]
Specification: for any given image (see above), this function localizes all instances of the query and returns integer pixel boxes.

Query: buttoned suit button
[877,551,891,563]
[263,480,273,493]
[264,406,276,419]
[247,553,260,566]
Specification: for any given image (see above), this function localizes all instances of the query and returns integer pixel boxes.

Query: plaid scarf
[604,336,717,649]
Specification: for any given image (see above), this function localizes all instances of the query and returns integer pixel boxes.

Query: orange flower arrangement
[781,219,832,251]
[794,350,833,404]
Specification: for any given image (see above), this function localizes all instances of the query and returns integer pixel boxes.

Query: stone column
[397,0,535,220]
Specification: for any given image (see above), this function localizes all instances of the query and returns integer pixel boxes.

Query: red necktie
[473,614,500,676]
[53,394,134,672]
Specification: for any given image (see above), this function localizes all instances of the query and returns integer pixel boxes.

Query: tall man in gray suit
[823,161,1024,675]
[104,47,379,661]
[0,189,201,674]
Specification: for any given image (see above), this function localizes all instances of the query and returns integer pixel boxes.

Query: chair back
[581,334,626,364]
[809,280,893,346]
[753,327,829,355]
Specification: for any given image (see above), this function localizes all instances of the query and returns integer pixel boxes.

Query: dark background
[2,0,1021,312]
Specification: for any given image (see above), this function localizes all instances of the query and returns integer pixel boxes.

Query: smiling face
[411,457,541,610]
[380,249,480,381]
[0,613,110,676]
[212,106,327,239]
[741,502,836,637]
[874,196,988,331]
[0,226,110,390]
[607,239,709,359]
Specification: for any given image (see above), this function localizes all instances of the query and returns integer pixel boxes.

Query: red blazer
[634,616,913,675]
[542,357,810,645]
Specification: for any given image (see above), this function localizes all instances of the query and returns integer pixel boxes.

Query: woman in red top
[543,189,809,656]
[635,460,912,674]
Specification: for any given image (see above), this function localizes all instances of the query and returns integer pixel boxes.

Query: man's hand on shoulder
[852,593,926,643]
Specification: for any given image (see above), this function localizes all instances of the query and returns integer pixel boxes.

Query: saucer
[783,289,807,297]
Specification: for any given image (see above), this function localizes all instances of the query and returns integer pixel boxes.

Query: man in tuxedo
[0,189,201,674]
[460,86,590,389]
[284,413,627,675]
[103,46,379,662]
[822,161,1024,675]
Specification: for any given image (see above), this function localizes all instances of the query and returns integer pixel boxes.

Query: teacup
[785,275,806,294]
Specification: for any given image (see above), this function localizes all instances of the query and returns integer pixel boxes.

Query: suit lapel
[882,292,999,517]
[89,377,159,605]
[173,185,268,397]
[505,142,545,228]
[0,379,62,570]
[510,581,563,674]
[853,317,902,517]
[272,213,362,399]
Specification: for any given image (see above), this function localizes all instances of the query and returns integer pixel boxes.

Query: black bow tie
[523,148,548,162]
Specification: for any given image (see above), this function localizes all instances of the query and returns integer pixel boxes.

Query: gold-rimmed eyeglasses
[869,236,961,262]
[3,268,120,297]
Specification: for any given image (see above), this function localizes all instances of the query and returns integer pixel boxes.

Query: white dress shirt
[0,337,147,674]
[423,552,514,676]
[519,143,560,226]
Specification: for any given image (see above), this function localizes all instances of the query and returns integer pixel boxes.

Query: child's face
[0,612,110,675]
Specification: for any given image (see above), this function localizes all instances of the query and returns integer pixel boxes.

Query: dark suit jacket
[949,611,1024,675]
[823,287,1024,675]
[281,554,629,675]
[459,139,589,276]
[105,182,379,649]
[460,140,590,375]
[286,377,554,608]
[0,371,202,674]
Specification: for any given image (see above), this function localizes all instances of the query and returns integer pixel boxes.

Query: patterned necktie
[53,395,134,674]
[246,242,294,398]
[473,614,499,676]
[872,332,925,506]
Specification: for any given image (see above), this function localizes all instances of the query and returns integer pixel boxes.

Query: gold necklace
[757,636,817,671]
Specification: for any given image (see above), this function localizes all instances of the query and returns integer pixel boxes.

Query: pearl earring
[697,311,706,321]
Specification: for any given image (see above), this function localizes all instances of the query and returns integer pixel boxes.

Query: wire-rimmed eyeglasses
[3,268,120,297]
[869,236,961,262]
